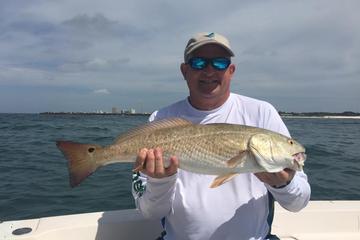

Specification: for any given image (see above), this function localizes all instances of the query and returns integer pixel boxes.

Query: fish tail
[56,140,102,187]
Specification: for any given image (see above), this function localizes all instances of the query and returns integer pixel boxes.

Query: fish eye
[88,147,95,153]
[288,140,294,145]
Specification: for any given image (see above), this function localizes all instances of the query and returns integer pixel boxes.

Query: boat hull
[1,201,360,240]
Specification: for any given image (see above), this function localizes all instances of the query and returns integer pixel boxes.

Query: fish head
[249,133,306,172]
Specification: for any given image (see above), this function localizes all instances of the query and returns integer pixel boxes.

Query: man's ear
[180,63,187,80]
[228,64,236,75]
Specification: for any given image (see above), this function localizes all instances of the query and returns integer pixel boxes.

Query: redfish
[57,118,306,188]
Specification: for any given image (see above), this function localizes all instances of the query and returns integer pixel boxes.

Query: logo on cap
[205,32,215,38]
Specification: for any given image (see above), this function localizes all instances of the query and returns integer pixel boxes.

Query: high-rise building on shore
[112,107,118,114]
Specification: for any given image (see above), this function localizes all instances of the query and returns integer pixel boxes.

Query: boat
[1,200,359,240]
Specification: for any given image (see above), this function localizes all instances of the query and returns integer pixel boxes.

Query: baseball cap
[184,32,235,62]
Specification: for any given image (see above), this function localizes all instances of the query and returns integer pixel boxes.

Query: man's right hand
[134,147,179,178]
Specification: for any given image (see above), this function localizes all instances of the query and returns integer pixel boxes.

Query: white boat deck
[1,200,359,240]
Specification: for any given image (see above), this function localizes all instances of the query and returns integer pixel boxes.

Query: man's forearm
[267,171,311,212]
[134,173,178,219]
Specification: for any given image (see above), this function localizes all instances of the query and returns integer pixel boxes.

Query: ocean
[0,114,359,221]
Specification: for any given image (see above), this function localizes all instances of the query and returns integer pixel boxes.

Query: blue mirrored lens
[190,58,207,69]
[188,57,230,70]
[212,58,230,70]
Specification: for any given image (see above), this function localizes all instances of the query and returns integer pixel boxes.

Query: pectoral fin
[226,150,249,168]
[210,173,239,188]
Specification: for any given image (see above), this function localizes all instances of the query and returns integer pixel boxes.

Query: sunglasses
[188,57,231,71]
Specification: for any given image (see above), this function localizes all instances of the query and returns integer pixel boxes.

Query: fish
[56,118,306,188]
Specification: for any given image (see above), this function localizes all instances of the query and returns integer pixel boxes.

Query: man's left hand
[255,168,296,188]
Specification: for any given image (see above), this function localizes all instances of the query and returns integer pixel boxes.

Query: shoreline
[39,112,151,116]
[2,112,359,119]
[281,115,360,119]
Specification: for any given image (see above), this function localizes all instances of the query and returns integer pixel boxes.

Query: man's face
[181,44,235,110]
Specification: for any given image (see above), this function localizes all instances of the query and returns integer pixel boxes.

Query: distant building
[112,107,118,114]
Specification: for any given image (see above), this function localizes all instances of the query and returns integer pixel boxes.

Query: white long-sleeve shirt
[132,93,311,240]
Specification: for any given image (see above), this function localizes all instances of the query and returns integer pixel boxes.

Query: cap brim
[185,40,235,61]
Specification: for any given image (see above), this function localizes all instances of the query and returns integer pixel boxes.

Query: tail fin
[56,140,102,187]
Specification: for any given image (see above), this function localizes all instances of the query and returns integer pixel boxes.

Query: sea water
[0,114,359,221]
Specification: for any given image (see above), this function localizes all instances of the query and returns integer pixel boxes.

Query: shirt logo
[132,171,146,197]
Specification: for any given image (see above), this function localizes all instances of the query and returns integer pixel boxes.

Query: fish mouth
[292,152,306,170]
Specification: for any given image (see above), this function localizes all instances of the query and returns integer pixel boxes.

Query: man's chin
[198,85,220,97]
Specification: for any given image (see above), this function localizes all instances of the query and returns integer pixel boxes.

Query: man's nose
[202,64,216,76]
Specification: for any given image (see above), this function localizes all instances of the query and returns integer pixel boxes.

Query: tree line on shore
[278,111,360,116]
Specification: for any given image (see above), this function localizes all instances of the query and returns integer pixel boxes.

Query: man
[132,32,311,240]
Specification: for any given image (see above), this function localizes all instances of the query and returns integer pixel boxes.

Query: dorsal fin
[115,117,192,144]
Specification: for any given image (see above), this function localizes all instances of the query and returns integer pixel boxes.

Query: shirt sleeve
[132,171,178,219]
[262,102,290,137]
[267,171,311,212]
[262,103,311,212]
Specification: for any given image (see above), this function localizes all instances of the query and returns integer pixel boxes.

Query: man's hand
[134,147,179,178]
[255,168,296,188]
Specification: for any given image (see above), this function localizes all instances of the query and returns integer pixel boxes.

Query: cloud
[0,0,359,113]
[61,13,143,39]
[59,57,130,72]
[93,88,110,95]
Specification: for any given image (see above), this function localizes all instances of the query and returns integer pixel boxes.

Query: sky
[0,0,359,113]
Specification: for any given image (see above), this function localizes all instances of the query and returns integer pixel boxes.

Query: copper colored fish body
[56,118,306,188]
